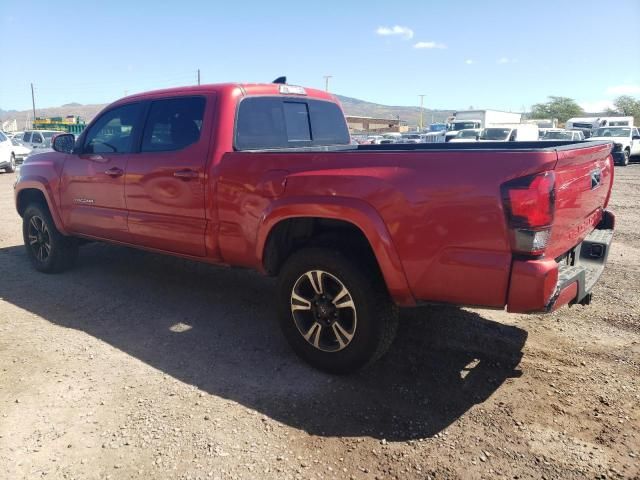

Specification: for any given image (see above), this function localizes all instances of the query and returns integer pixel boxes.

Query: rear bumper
[507,210,615,313]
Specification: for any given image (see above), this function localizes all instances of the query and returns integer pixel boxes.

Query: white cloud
[413,41,447,49]
[497,57,510,64]
[376,25,414,40]
[579,100,615,112]
[605,84,640,95]
[465,59,475,65]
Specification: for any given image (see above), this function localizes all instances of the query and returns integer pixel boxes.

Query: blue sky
[1,0,639,112]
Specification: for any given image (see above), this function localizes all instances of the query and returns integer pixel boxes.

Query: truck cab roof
[113,83,338,106]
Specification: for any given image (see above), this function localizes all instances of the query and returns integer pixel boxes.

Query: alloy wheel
[27,216,51,263]
[290,270,357,352]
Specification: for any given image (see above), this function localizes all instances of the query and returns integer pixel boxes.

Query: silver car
[20,130,62,151]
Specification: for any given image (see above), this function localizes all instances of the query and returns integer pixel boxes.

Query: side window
[141,97,205,152]
[83,103,143,154]
[23,132,32,143]
[0,132,6,142]
[509,130,517,141]
[32,132,43,144]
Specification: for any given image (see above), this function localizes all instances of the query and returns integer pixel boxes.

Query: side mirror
[633,135,640,140]
[52,133,75,154]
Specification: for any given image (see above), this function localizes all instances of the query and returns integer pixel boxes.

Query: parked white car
[400,133,425,144]
[0,131,18,172]
[449,129,481,143]
[10,137,32,163]
[479,124,539,142]
[20,130,62,151]
[541,129,585,141]
[588,126,640,166]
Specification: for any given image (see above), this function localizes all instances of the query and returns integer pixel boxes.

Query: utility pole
[418,94,426,131]
[323,75,332,92]
[197,69,201,86]
[30,83,36,127]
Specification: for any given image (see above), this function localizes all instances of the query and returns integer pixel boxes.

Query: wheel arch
[257,197,415,306]
[15,181,68,235]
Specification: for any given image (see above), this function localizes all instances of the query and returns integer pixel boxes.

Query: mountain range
[1,95,454,129]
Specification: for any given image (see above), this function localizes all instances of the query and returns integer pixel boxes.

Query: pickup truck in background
[588,126,640,166]
[15,81,615,373]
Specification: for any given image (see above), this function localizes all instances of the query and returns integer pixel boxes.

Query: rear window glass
[282,102,311,142]
[235,97,350,150]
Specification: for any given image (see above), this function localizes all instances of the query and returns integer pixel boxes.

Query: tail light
[501,171,555,255]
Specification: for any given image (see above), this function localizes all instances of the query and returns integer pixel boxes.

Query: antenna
[272,76,287,84]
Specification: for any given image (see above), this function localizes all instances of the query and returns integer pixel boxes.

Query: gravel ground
[0,164,638,480]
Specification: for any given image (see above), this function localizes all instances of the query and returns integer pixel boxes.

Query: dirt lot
[0,164,638,480]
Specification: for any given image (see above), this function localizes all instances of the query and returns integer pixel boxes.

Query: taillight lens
[501,171,555,255]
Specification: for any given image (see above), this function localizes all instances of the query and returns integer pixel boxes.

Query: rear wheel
[23,204,78,273]
[5,154,16,173]
[277,248,398,374]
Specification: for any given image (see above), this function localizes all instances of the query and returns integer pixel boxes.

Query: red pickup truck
[15,81,615,373]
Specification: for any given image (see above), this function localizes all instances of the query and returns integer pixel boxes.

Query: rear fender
[257,196,415,306]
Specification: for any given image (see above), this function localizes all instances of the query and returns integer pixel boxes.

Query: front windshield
[457,130,478,138]
[592,127,630,138]
[403,134,421,139]
[480,128,510,140]
[544,131,572,140]
[452,122,477,131]
[429,124,446,132]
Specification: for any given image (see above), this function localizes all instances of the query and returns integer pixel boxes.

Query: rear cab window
[235,97,350,150]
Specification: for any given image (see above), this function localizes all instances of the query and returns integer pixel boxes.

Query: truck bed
[221,140,614,310]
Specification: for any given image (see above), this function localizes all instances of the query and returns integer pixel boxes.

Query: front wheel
[23,204,78,273]
[5,154,16,173]
[277,248,398,374]
[622,149,630,166]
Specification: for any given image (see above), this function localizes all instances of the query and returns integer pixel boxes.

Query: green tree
[530,96,584,123]
[611,96,640,124]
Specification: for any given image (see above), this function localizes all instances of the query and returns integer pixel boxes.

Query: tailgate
[546,142,613,259]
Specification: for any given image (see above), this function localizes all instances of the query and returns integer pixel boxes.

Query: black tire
[622,149,630,166]
[22,204,78,273]
[5,154,16,173]
[277,247,398,374]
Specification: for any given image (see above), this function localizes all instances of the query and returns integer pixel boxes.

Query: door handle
[173,169,199,179]
[104,167,124,177]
